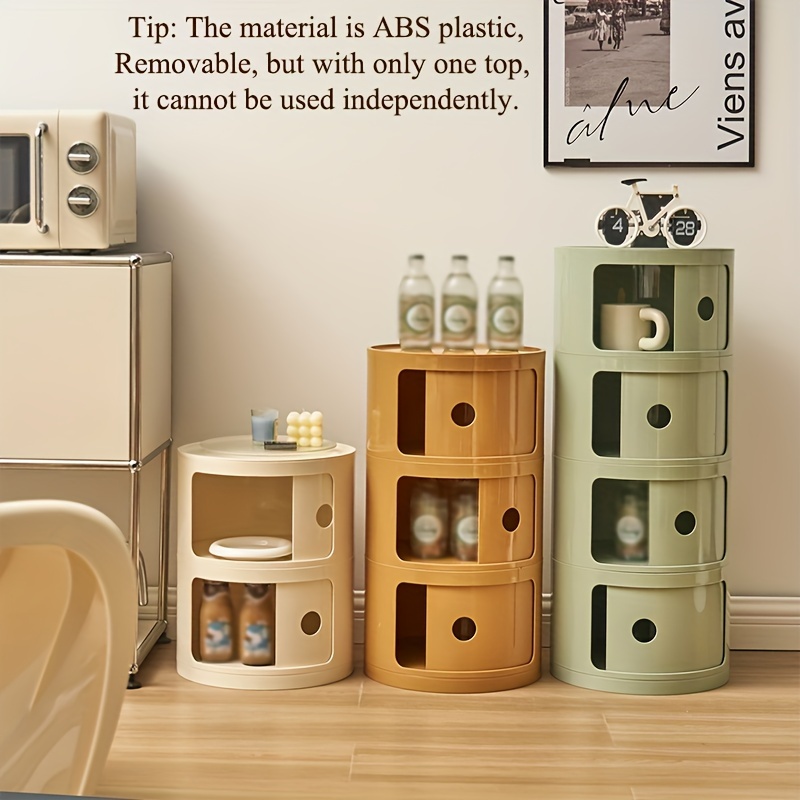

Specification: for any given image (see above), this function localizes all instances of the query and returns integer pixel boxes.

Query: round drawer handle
[632,618,657,643]
[698,296,715,321]
[452,617,477,641]
[675,510,697,535]
[451,402,476,427]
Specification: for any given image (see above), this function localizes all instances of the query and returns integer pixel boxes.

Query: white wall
[1,0,798,599]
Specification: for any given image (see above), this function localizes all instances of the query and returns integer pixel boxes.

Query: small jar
[449,480,479,561]
[409,479,448,558]
[615,486,648,561]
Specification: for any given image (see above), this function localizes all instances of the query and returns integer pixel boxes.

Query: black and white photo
[545,0,755,167]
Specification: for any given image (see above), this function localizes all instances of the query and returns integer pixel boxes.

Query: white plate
[209,536,292,560]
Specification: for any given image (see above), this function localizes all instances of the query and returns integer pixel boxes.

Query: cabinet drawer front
[554,353,731,465]
[426,582,534,672]
[424,369,536,457]
[551,561,728,692]
[605,584,725,674]
[673,265,729,352]
[0,266,130,459]
[620,371,727,460]
[367,346,545,461]
[275,579,332,667]
[366,456,541,568]
[553,457,727,570]
[554,248,733,356]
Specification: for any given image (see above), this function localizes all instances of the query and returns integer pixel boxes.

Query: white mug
[600,304,670,351]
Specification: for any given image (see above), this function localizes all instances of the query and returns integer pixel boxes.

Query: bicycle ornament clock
[596,179,707,249]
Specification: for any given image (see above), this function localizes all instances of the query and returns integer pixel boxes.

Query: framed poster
[544,0,754,167]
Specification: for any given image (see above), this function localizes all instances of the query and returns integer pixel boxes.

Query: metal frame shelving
[0,252,173,686]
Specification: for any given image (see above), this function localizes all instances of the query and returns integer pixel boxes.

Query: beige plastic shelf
[176,437,355,689]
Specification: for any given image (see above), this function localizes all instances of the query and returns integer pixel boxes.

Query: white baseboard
[727,595,800,650]
[158,588,800,651]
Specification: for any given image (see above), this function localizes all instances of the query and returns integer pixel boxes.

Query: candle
[284,410,324,446]
[251,408,278,443]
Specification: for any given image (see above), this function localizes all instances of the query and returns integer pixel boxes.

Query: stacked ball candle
[285,411,324,448]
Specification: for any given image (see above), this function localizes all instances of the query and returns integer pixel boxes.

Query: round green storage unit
[551,247,732,694]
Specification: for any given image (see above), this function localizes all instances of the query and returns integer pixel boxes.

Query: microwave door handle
[34,122,49,234]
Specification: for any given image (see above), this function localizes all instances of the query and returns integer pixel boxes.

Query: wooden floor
[98,644,800,800]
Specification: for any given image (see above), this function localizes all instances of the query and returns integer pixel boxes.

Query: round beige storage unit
[365,345,545,693]
[551,247,732,695]
[176,436,354,689]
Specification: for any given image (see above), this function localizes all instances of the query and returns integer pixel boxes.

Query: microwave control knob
[66,142,100,174]
[67,186,100,217]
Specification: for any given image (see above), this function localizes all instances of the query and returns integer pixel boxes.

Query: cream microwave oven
[0,110,136,251]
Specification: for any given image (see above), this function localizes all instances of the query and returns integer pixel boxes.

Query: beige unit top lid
[180,436,355,463]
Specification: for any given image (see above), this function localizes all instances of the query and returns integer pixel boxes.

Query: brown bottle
[239,583,275,666]
[198,581,234,662]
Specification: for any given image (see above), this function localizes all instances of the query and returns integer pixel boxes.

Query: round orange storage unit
[364,345,545,692]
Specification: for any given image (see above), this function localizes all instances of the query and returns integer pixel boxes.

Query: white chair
[0,499,136,796]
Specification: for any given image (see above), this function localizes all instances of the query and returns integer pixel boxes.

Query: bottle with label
[441,255,478,349]
[398,254,435,350]
[449,479,479,561]
[198,580,234,663]
[487,255,523,350]
[239,583,276,666]
[409,478,448,558]
[614,483,648,561]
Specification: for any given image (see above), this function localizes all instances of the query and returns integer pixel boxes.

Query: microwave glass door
[0,136,31,225]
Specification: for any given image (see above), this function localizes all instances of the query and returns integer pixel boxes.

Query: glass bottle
[409,478,448,558]
[614,483,648,561]
[449,479,479,561]
[198,580,234,662]
[239,583,275,666]
[398,254,435,350]
[487,256,523,350]
[441,255,478,349]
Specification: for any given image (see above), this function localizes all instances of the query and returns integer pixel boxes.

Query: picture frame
[544,0,755,167]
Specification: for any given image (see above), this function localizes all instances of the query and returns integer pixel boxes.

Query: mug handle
[638,308,670,351]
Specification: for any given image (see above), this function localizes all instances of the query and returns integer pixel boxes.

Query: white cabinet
[0,252,173,682]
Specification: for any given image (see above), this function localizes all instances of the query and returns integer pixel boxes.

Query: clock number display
[599,207,631,246]
[668,209,702,247]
